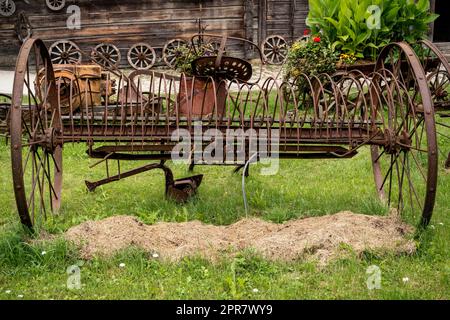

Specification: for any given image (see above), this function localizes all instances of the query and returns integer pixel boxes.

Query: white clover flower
[252,288,259,293]
[119,263,126,268]
[5,290,11,294]
[41,251,47,256]
[17,294,24,298]
[402,277,410,283]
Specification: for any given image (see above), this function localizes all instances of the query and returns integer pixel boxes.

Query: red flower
[303,29,310,36]
[313,36,321,43]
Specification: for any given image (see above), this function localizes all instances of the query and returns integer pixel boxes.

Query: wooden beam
[244,0,254,58]
[258,0,267,45]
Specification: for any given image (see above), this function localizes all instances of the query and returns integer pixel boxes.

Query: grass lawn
[0,133,448,300]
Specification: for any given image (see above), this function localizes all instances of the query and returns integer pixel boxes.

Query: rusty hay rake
[4,35,449,231]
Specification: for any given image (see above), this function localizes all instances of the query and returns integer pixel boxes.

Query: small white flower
[5,290,11,294]
[252,288,259,293]
[402,277,410,283]
[41,251,47,256]
[438,222,444,226]
[17,294,23,298]
[119,263,126,268]
[152,253,159,258]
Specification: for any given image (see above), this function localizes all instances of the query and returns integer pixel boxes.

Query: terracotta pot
[178,77,227,117]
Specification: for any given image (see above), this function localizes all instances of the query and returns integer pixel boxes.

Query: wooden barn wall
[0,0,248,68]
[0,0,311,69]
[265,0,309,42]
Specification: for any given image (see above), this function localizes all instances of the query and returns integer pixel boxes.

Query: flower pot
[178,77,227,117]
[336,60,376,75]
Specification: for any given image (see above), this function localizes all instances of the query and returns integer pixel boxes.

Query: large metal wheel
[413,40,450,169]
[371,43,438,227]
[162,39,187,68]
[46,0,65,11]
[10,39,63,231]
[0,0,15,17]
[91,43,121,68]
[261,35,288,65]
[127,43,156,70]
[49,40,82,65]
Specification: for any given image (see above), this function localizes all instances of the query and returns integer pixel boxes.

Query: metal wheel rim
[415,40,450,169]
[10,39,63,230]
[127,43,156,70]
[371,43,438,227]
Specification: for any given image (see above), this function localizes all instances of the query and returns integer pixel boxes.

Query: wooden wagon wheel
[10,39,63,231]
[15,11,33,43]
[163,39,187,68]
[371,43,438,226]
[262,35,288,65]
[414,40,450,169]
[46,0,65,11]
[127,43,156,70]
[203,40,227,56]
[0,0,15,17]
[91,43,121,68]
[49,40,82,65]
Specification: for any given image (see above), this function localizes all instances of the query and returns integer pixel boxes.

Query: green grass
[0,135,448,300]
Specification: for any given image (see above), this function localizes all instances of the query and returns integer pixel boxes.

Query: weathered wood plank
[0,0,311,68]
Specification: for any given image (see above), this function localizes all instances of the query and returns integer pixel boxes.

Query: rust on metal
[7,34,446,231]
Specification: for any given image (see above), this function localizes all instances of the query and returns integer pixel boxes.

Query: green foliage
[173,43,218,76]
[173,45,200,76]
[284,37,338,82]
[307,0,439,60]
[394,0,440,43]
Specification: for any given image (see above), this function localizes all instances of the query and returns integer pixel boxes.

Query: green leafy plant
[393,0,440,43]
[284,37,338,81]
[174,43,217,76]
[307,0,439,61]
